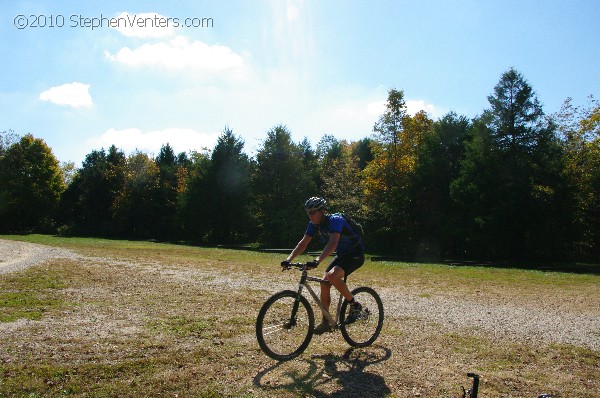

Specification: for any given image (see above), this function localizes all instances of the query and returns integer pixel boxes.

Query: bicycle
[256,262,384,361]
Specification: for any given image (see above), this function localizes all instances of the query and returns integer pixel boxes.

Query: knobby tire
[339,286,384,347]
[256,290,315,361]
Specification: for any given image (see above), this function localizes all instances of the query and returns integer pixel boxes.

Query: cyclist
[282,197,365,334]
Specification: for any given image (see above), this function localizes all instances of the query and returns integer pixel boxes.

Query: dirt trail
[0,239,80,274]
[1,238,599,351]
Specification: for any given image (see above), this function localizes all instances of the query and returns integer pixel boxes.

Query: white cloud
[111,12,175,38]
[105,35,247,76]
[367,100,386,117]
[39,82,93,108]
[88,127,219,155]
[406,99,443,117]
[365,98,444,118]
[300,95,445,144]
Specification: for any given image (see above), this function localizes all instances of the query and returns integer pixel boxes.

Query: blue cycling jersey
[305,213,364,256]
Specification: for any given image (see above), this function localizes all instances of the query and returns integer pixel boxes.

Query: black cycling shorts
[325,252,365,276]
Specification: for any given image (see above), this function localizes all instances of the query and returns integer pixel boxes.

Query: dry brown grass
[0,236,598,397]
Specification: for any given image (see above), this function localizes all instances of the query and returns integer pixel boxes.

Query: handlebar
[279,262,333,284]
[281,262,313,271]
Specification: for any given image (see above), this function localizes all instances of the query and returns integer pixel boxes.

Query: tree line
[1,68,598,263]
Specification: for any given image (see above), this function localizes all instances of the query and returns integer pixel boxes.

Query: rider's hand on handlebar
[280,260,291,268]
[305,260,319,269]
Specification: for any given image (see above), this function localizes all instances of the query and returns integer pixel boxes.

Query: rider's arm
[286,234,312,262]
[315,232,340,264]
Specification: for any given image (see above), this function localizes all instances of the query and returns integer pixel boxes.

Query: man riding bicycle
[282,197,365,334]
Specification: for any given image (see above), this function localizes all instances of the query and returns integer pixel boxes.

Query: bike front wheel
[340,286,384,347]
[256,290,315,361]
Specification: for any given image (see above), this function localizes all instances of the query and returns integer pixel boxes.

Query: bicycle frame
[289,266,346,328]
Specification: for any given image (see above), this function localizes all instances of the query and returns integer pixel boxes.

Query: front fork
[287,287,304,328]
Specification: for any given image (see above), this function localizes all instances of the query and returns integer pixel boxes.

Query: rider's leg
[324,266,353,302]
[326,265,365,323]
[316,266,356,334]
[320,276,332,311]
[315,277,334,334]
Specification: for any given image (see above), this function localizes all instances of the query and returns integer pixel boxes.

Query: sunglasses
[306,209,321,216]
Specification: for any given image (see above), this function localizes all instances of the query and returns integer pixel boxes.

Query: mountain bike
[256,262,384,361]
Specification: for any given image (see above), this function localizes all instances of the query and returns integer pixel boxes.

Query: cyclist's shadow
[253,345,392,397]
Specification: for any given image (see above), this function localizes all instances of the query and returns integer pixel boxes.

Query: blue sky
[2,0,599,165]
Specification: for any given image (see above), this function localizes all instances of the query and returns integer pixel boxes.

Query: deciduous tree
[363,89,433,252]
[556,96,600,260]
[0,134,64,232]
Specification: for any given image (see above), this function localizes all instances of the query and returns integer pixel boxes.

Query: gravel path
[378,289,600,351]
[1,239,599,351]
[0,239,81,274]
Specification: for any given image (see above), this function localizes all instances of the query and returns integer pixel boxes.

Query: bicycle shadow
[253,345,392,397]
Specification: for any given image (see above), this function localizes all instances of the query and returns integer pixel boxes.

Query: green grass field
[1,235,598,397]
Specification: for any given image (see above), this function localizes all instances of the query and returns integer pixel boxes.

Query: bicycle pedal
[358,308,370,320]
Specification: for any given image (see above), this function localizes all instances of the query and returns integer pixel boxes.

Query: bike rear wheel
[256,290,314,361]
[339,286,384,347]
